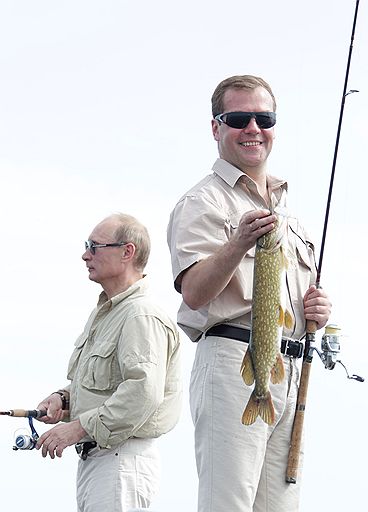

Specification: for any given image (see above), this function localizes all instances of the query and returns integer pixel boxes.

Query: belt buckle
[295,340,304,358]
[282,338,303,358]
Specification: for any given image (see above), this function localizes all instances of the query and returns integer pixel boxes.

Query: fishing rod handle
[285,319,317,483]
[6,409,47,418]
[306,319,318,335]
[285,357,312,483]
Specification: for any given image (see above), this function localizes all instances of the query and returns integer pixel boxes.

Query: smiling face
[212,86,275,178]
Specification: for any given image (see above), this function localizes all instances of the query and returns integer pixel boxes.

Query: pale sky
[0,1,367,511]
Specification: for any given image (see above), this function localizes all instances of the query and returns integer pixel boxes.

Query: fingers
[36,395,64,424]
[36,430,66,459]
[237,209,276,247]
[35,420,85,459]
[304,285,331,305]
[304,285,332,329]
[244,209,275,229]
[36,432,61,459]
[46,409,64,424]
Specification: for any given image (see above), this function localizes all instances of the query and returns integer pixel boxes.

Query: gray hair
[111,213,151,271]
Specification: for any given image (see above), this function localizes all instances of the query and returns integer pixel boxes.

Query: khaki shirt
[167,158,317,341]
[65,277,182,448]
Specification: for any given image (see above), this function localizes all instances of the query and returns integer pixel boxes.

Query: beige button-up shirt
[167,158,317,342]
[64,277,182,448]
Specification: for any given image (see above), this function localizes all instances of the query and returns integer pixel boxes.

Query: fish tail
[259,391,276,425]
[241,390,275,426]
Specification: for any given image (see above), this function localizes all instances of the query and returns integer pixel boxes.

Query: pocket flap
[89,340,116,358]
[74,333,88,349]
[295,237,312,270]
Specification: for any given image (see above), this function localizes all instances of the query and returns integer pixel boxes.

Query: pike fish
[240,194,293,426]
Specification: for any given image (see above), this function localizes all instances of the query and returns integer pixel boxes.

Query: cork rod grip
[285,319,317,483]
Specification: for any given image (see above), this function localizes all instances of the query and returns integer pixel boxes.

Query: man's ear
[211,119,220,142]
[121,242,136,262]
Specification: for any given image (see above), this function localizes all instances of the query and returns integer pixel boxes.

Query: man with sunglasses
[34,213,182,512]
[167,75,331,512]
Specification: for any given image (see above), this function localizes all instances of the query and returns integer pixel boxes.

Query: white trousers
[190,336,303,512]
[76,437,160,512]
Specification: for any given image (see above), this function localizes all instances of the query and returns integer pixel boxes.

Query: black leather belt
[205,324,304,358]
[75,441,98,460]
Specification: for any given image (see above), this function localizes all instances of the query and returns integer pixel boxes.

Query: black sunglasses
[85,240,128,255]
[214,111,276,129]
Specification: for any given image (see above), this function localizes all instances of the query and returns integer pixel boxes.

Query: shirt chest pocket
[295,237,313,272]
[81,341,120,392]
[291,226,315,277]
[67,334,88,381]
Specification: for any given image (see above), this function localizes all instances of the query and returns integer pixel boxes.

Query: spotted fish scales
[240,192,293,425]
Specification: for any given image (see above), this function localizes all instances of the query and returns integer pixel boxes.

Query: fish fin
[242,391,275,426]
[281,246,289,270]
[241,390,259,425]
[240,350,255,385]
[270,353,285,384]
[259,392,275,425]
[278,305,285,326]
[284,310,294,330]
[279,305,294,329]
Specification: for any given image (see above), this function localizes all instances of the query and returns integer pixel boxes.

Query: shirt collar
[97,275,148,309]
[212,158,287,193]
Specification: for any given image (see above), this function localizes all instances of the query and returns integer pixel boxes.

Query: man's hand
[36,393,66,424]
[36,420,87,459]
[303,285,332,330]
[234,209,276,250]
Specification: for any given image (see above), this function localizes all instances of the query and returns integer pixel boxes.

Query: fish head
[257,190,288,252]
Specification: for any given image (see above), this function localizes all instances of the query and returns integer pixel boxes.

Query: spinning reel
[0,409,45,451]
[13,416,40,451]
[314,324,364,382]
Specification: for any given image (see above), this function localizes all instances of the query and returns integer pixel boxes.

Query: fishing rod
[286,0,363,484]
[0,409,46,450]
[0,409,46,418]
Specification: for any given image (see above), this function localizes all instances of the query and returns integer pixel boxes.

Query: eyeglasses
[84,240,128,255]
[214,111,276,130]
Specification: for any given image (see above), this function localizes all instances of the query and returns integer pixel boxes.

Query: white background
[0,1,367,510]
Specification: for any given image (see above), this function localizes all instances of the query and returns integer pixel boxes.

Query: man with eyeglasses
[167,75,331,512]
[34,213,182,512]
